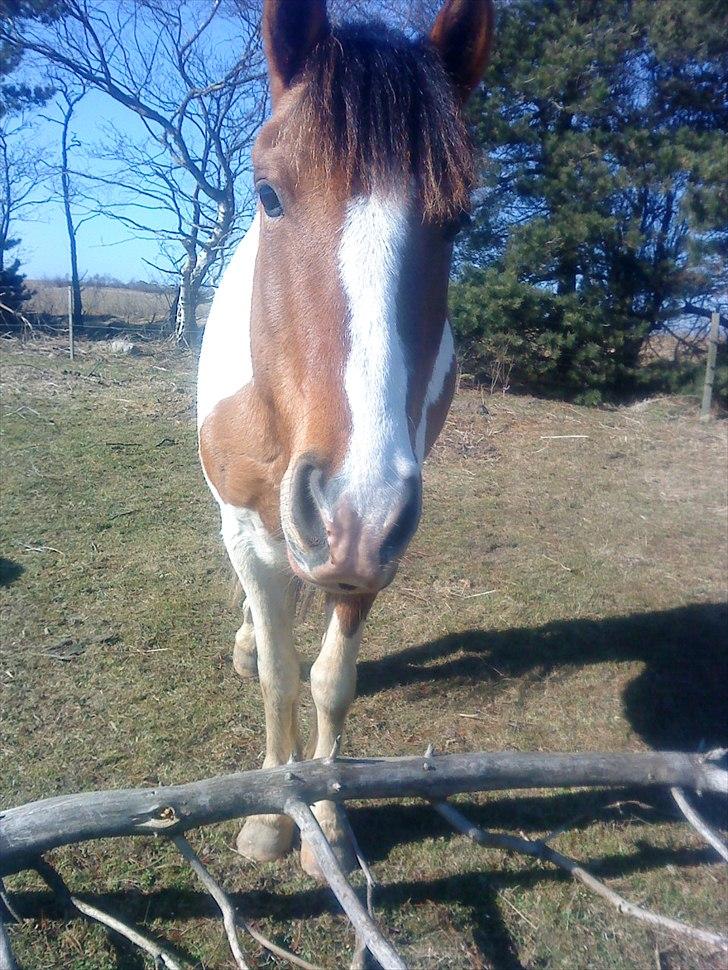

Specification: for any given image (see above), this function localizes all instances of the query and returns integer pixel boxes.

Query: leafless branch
[170,835,249,970]
[170,833,321,970]
[32,857,183,969]
[0,915,18,970]
[2,749,726,873]
[434,800,728,952]
[286,798,407,970]
[671,788,728,863]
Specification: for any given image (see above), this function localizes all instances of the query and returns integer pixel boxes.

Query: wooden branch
[434,802,728,952]
[3,750,725,875]
[338,808,377,970]
[671,788,728,863]
[32,857,183,968]
[170,835,249,970]
[0,917,17,970]
[171,832,322,970]
[286,799,407,970]
[240,921,322,970]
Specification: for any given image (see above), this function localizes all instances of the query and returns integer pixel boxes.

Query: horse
[197,0,494,878]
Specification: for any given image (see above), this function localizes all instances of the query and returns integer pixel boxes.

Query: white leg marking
[300,608,363,877]
[219,502,299,862]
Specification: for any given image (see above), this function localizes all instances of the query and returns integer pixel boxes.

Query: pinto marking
[197,0,494,875]
[197,213,260,429]
[416,321,456,462]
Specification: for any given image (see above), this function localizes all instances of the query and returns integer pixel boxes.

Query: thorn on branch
[325,735,342,764]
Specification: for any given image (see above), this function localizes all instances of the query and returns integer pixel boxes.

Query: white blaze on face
[337,193,418,515]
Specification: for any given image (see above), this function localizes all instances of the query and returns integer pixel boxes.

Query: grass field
[1,336,727,969]
[26,281,211,332]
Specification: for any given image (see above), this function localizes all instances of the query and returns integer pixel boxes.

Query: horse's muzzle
[283,457,422,593]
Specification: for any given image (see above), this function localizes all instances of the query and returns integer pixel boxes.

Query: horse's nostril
[289,457,328,556]
[380,475,422,565]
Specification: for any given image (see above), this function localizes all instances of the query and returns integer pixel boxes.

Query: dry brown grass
[26,280,211,329]
[1,336,727,969]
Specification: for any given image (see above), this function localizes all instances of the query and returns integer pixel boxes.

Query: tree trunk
[174,271,197,344]
[60,93,83,332]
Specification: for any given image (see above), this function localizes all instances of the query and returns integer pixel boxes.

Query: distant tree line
[35,272,211,297]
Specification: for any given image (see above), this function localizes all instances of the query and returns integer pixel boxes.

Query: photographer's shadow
[358,601,728,750]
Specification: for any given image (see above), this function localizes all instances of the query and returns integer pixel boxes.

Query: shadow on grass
[7,603,726,967]
[358,601,728,751]
[9,817,717,970]
[0,558,24,587]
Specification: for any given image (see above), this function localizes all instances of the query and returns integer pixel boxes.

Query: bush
[0,255,32,329]
[448,267,728,407]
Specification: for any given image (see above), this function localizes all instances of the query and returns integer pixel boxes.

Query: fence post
[67,285,75,361]
[700,311,719,421]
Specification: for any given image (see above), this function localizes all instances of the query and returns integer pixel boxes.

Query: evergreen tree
[453,0,727,402]
[1,0,58,116]
[0,0,59,327]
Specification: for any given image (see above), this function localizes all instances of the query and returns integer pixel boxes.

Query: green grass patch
[1,337,727,968]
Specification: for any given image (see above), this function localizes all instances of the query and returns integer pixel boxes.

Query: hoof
[232,628,257,679]
[236,814,294,862]
[300,803,357,881]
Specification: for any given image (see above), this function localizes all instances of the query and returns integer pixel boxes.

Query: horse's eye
[445,211,472,240]
[258,182,284,218]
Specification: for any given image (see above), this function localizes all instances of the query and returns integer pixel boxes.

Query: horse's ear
[262,0,330,106]
[430,0,494,103]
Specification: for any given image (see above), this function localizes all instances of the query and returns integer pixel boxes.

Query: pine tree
[453,0,727,402]
[0,0,59,327]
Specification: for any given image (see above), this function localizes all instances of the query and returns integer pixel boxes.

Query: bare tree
[0,115,40,272]
[2,0,267,342]
[0,113,49,328]
[41,79,88,331]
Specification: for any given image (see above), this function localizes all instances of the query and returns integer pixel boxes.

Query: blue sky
[12,0,421,285]
[22,93,168,281]
[19,88,256,283]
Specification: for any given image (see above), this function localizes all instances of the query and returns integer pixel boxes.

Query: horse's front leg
[300,595,373,878]
[236,565,300,861]
[223,513,301,861]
